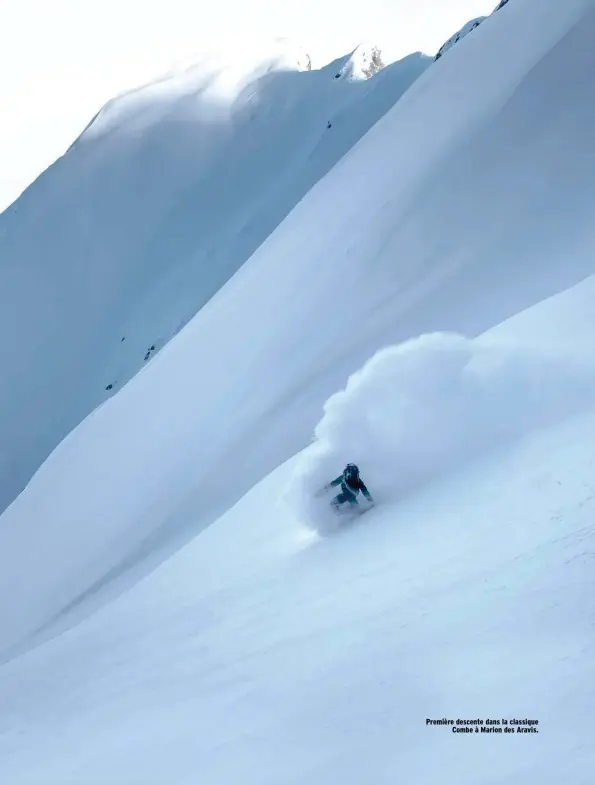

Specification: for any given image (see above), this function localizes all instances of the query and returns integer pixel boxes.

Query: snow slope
[1,0,595,655]
[2,0,595,780]
[2,280,595,783]
[288,328,595,536]
[0,42,428,514]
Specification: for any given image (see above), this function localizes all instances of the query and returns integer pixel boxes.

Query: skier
[324,463,374,513]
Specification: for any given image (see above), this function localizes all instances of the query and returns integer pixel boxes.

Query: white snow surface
[1,0,594,650]
[0,1,498,214]
[2,0,595,781]
[2,280,595,783]
[288,329,595,535]
[435,16,486,60]
[0,42,429,513]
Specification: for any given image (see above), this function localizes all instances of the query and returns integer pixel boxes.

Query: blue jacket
[328,472,373,501]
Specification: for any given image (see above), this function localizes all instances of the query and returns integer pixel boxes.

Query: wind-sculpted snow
[287,332,595,534]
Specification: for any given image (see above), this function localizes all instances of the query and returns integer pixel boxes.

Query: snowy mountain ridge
[2,0,595,781]
[434,0,512,60]
[1,0,593,655]
[0,44,429,515]
[79,38,316,144]
[434,16,486,60]
[332,43,386,81]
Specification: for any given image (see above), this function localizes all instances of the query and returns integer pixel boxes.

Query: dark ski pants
[331,489,359,510]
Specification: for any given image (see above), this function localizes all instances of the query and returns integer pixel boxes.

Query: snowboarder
[324,463,374,513]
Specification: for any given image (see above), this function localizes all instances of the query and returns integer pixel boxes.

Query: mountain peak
[333,43,386,82]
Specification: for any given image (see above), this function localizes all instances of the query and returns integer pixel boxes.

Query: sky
[0,0,495,212]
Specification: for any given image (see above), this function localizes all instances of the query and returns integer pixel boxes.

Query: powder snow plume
[286,332,595,534]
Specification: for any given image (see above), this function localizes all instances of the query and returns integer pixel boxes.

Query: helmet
[344,463,359,483]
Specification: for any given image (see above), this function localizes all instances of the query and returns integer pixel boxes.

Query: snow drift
[288,332,595,534]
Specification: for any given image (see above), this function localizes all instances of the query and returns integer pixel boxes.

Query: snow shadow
[286,332,595,534]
